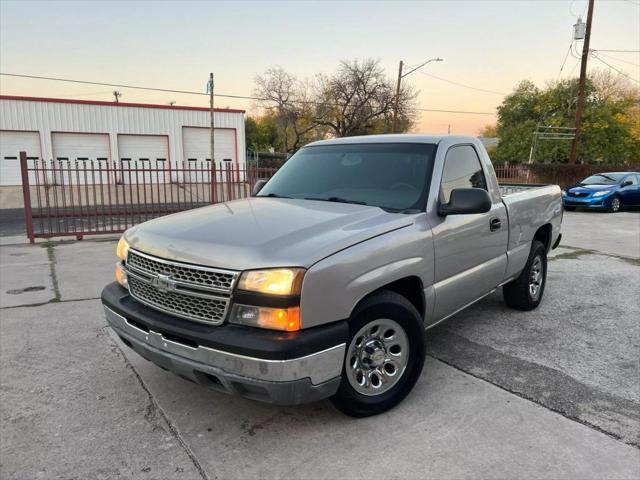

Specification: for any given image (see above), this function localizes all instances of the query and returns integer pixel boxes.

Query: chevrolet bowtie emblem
[152,273,175,292]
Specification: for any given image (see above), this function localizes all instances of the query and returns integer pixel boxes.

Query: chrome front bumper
[104,305,345,404]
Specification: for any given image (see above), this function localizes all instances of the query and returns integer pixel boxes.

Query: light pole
[391,58,443,133]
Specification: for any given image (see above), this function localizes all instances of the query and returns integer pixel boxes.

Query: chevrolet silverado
[102,135,562,417]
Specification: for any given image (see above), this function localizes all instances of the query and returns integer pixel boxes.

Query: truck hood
[125,197,413,270]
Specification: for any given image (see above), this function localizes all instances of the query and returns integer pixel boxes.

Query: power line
[0,72,254,100]
[557,42,575,80]
[592,50,640,67]
[413,107,495,115]
[406,66,506,96]
[591,54,640,83]
[592,49,640,53]
[0,71,497,116]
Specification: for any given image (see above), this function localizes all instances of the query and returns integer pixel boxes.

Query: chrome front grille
[128,276,229,323]
[127,250,236,291]
[125,249,238,325]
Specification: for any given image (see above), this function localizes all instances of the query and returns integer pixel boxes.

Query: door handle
[490,218,502,231]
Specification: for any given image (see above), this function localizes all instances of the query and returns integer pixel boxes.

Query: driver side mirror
[622,180,633,187]
[252,179,268,196]
[438,188,492,216]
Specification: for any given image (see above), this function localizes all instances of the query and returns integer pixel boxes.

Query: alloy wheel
[611,197,621,212]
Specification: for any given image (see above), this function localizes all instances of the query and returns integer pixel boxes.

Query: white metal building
[0,96,246,186]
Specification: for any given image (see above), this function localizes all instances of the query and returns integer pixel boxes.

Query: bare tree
[314,59,417,137]
[253,67,321,153]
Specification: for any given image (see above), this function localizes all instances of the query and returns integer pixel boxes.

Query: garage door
[182,127,235,166]
[52,133,111,185]
[52,132,110,162]
[0,131,41,186]
[118,134,169,183]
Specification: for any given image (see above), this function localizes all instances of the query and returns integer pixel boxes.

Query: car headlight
[592,190,610,197]
[115,237,130,287]
[116,236,130,261]
[231,268,305,331]
[229,305,300,331]
[115,262,128,287]
[237,268,305,296]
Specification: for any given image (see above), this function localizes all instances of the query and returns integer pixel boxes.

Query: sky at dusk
[1,0,638,135]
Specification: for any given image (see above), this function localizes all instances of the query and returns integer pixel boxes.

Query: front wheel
[608,196,622,213]
[503,240,547,311]
[330,290,426,417]
[563,206,576,211]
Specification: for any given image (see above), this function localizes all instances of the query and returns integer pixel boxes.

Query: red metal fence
[19,152,277,243]
[493,164,539,184]
[19,150,637,243]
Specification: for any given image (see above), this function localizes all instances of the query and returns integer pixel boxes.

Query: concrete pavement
[560,211,640,258]
[1,211,639,479]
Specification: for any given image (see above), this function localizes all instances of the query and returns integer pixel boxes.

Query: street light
[391,57,443,133]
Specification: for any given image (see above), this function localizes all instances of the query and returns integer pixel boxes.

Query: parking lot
[1,211,639,479]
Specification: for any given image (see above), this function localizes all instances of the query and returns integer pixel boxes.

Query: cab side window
[440,145,488,203]
[625,175,638,185]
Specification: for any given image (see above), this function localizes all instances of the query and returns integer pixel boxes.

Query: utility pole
[569,0,594,164]
[392,61,403,133]
[391,57,443,133]
[113,91,122,103]
[209,73,215,165]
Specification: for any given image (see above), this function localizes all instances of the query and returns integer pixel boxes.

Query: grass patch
[44,240,61,302]
[549,247,596,261]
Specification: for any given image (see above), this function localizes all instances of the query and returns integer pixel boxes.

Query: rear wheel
[608,196,622,213]
[503,240,547,311]
[330,290,425,417]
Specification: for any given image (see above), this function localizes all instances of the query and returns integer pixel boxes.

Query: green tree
[245,114,282,152]
[493,71,639,163]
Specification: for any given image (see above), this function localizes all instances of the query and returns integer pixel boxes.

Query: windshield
[580,173,625,185]
[257,143,437,212]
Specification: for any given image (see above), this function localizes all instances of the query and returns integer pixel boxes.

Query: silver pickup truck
[102,135,562,416]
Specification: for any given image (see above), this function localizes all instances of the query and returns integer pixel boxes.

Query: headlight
[116,236,130,261]
[592,190,610,197]
[561,189,566,195]
[237,268,305,296]
[229,305,300,331]
[115,262,128,287]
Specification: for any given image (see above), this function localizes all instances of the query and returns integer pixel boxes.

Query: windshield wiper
[594,174,616,182]
[261,193,292,199]
[304,196,367,205]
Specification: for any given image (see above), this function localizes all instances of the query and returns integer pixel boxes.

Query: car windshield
[257,143,437,212]
[580,173,625,185]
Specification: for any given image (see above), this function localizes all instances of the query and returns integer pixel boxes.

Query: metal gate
[19,152,277,243]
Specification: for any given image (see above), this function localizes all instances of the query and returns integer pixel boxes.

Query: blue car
[562,172,640,212]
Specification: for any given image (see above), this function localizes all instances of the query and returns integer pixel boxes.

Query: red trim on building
[0,95,245,114]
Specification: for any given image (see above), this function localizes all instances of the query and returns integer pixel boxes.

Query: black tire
[503,240,547,311]
[608,196,622,213]
[564,206,576,211]
[330,290,426,417]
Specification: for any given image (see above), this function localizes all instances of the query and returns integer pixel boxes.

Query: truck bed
[499,183,563,280]
[499,183,553,196]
